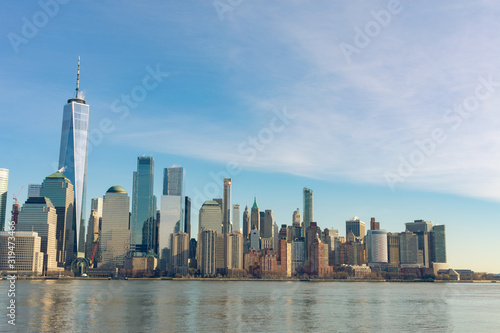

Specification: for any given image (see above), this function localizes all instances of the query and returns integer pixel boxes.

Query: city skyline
[1,1,500,273]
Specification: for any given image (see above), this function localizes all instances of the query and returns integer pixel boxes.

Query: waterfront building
[131,156,156,254]
[27,184,42,198]
[387,232,400,267]
[17,197,58,272]
[0,231,44,275]
[58,58,90,254]
[0,168,8,229]
[100,186,130,268]
[198,229,217,277]
[431,224,446,263]
[405,220,433,267]
[250,197,260,230]
[170,232,189,276]
[222,178,231,271]
[291,239,305,272]
[159,167,185,270]
[227,231,244,269]
[307,238,333,277]
[303,187,313,230]
[399,231,419,267]
[346,217,366,240]
[39,171,75,266]
[366,229,388,265]
[339,238,365,266]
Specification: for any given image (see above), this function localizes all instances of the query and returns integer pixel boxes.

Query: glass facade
[130,157,156,254]
[0,168,8,228]
[163,167,184,196]
[58,100,89,255]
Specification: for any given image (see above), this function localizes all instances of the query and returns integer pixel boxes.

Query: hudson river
[3,280,500,332]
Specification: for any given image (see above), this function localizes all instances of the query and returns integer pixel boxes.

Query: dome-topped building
[107,186,127,194]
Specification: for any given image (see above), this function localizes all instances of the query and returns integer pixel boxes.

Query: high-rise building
[159,167,185,270]
[370,217,380,230]
[85,197,103,264]
[387,232,400,267]
[261,209,273,239]
[222,178,231,271]
[303,187,313,230]
[0,168,8,229]
[198,200,222,233]
[28,184,42,198]
[227,232,244,269]
[39,171,74,266]
[366,229,388,264]
[232,204,240,233]
[346,217,366,240]
[250,197,260,230]
[100,186,130,268]
[170,232,189,276]
[430,225,446,263]
[0,231,44,275]
[405,220,433,268]
[291,240,305,272]
[58,58,90,255]
[292,208,301,226]
[198,229,217,277]
[250,229,260,250]
[305,222,322,263]
[17,197,58,272]
[399,231,419,266]
[184,196,191,239]
[131,157,156,254]
[242,205,250,240]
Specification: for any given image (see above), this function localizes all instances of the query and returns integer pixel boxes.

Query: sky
[1,0,500,273]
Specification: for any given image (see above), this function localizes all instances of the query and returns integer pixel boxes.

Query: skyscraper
[198,200,222,233]
[431,225,446,263]
[232,204,240,233]
[170,232,189,276]
[198,229,217,277]
[100,186,130,268]
[184,196,191,239]
[366,229,388,265]
[405,219,433,267]
[242,205,250,241]
[58,58,89,255]
[261,209,273,239]
[130,156,156,254]
[292,208,301,226]
[28,184,42,198]
[85,197,103,263]
[39,171,74,266]
[17,197,59,273]
[0,168,8,228]
[346,217,366,240]
[303,187,313,230]
[250,197,260,230]
[159,167,185,270]
[222,179,231,271]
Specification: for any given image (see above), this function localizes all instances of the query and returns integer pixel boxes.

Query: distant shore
[8,276,498,283]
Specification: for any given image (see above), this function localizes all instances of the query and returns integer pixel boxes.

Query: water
[2,280,499,332]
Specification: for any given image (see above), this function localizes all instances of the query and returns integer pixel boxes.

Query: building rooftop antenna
[75,56,80,98]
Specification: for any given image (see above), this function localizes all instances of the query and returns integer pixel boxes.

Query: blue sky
[1,1,500,273]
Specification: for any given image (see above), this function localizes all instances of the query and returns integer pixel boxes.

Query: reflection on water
[2,280,500,332]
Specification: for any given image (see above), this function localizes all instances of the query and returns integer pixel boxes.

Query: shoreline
[7,276,498,283]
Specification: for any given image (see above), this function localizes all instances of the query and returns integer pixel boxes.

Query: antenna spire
[75,56,80,98]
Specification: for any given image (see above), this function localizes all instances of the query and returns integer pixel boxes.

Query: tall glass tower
[303,187,313,230]
[58,58,89,256]
[0,168,8,229]
[130,156,156,255]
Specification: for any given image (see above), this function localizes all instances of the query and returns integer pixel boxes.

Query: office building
[17,197,58,272]
[405,219,433,267]
[159,167,185,270]
[370,217,380,230]
[100,186,130,268]
[85,197,103,263]
[260,209,273,239]
[0,231,44,275]
[399,231,419,266]
[232,204,240,233]
[28,184,42,198]
[227,231,244,269]
[184,196,191,239]
[222,178,231,270]
[387,232,400,267]
[366,229,388,264]
[170,232,189,276]
[305,222,321,263]
[291,240,305,272]
[0,168,8,229]
[250,197,260,230]
[346,217,366,240]
[250,229,260,250]
[131,156,156,254]
[198,200,222,233]
[58,58,90,254]
[39,171,75,266]
[292,208,301,226]
[431,224,446,263]
[303,187,313,230]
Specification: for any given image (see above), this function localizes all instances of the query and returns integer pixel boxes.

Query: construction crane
[11,185,24,225]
